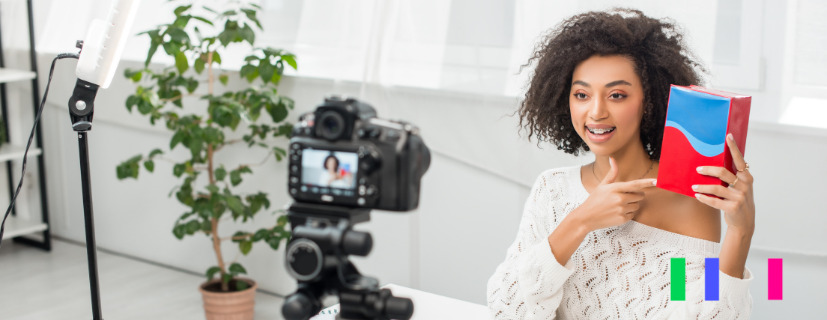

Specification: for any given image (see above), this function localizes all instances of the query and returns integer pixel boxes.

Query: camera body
[287,96,430,211]
[282,97,428,320]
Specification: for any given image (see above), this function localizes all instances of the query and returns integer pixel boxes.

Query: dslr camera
[282,96,430,320]
[287,96,430,211]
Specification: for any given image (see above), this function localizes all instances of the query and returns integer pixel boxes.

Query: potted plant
[115,1,295,318]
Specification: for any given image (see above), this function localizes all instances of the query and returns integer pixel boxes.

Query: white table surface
[311,284,491,320]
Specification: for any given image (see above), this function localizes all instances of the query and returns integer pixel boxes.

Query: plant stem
[208,51,214,96]
[210,216,228,291]
[206,51,229,291]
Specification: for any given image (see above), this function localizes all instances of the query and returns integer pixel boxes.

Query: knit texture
[487,166,752,319]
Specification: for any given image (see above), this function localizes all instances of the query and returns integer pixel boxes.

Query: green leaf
[125,95,140,112]
[226,194,244,215]
[143,160,155,172]
[205,266,221,280]
[148,148,164,158]
[173,163,186,177]
[170,130,185,149]
[258,59,274,85]
[239,241,252,255]
[205,127,224,144]
[172,223,185,239]
[240,24,255,45]
[116,160,139,179]
[186,219,200,234]
[274,147,286,161]
[116,155,142,179]
[206,184,219,194]
[242,8,263,29]
[235,280,249,291]
[219,74,229,86]
[230,169,242,186]
[145,46,159,66]
[167,27,190,44]
[174,4,192,16]
[282,54,297,70]
[240,65,258,83]
[137,99,153,115]
[162,42,181,56]
[125,69,143,82]
[194,58,205,74]
[229,262,247,275]
[192,16,214,26]
[267,237,283,250]
[186,78,199,93]
[173,15,191,29]
[188,136,203,159]
[253,229,268,241]
[221,273,232,287]
[215,166,227,181]
[175,51,189,74]
[266,101,288,123]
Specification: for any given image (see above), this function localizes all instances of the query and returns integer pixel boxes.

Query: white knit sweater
[487,166,753,320]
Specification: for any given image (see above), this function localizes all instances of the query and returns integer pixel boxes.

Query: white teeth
[587,127,615,134]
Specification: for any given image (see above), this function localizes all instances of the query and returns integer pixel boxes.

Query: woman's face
[325,158,337,171]
[569,55,645,157]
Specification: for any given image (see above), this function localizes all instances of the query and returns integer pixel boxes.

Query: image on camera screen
[301,149,358,190]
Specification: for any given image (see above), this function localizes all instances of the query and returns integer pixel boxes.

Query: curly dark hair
[518,8,706,160]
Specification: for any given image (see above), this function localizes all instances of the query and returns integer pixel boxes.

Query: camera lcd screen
[300,149,359,193]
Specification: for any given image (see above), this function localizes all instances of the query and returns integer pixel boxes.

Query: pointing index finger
[616,178,658,192]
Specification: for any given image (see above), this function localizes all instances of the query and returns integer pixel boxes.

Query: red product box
[656,85,751,198]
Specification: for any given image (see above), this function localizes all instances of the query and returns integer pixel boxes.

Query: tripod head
[282,202,414,320]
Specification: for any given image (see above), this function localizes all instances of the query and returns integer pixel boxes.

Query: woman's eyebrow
[571,80,632,88]
[605,80,632,87]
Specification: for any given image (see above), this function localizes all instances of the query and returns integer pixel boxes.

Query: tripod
[68,79,104,320]
[282,202,414,320]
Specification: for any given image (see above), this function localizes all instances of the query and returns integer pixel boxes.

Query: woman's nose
[588,97,609,120]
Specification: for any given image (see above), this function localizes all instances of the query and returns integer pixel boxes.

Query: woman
[319,154,352,188]
[487,9,754,319]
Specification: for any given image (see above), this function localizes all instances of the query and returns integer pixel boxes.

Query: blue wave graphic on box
[665,120,725,157]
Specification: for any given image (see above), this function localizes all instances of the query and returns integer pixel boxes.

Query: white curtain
[257,0,720,97]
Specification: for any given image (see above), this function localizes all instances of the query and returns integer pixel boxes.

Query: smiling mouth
[586,126,616,135]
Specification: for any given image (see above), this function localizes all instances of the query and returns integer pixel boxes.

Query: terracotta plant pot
[199,278,258,320]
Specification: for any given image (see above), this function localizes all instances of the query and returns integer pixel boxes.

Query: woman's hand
[574,157,657,232]
[693,133,755,234]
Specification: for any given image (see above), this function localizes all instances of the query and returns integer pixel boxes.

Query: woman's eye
[573,93,588,99]
[609,93,627,99]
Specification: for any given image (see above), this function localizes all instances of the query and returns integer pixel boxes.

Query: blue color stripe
[665,86,731,144]
[665,120,726,157]
[705,258,719,301]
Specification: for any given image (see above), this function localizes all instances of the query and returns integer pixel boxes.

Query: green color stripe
[671,258,686,301]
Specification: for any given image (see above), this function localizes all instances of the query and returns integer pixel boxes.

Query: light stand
[68,78,103,320]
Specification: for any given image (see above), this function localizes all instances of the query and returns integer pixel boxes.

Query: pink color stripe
[768,258,783,300]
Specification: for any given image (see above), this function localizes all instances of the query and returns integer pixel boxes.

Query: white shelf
[0,144,41,163]
[1,215,47,239]
[0,68,36,83]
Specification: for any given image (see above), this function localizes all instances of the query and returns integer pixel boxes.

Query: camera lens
[316,111,346,140]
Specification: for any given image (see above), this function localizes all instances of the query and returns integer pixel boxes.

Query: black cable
[0,53,78,248]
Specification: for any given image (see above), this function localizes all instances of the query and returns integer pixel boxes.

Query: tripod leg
[78,132,103,320]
